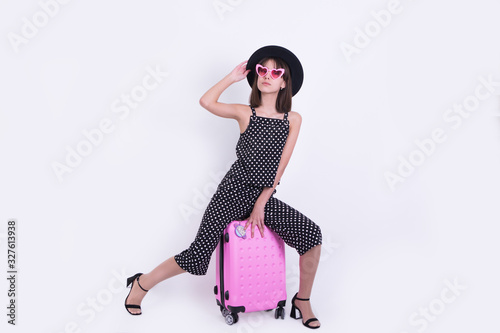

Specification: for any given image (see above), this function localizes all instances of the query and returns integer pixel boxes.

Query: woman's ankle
[137,273,152,291]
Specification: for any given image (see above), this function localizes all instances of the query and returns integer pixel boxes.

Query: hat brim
[246,45,304,96]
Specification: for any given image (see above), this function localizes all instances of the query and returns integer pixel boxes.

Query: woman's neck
[258,92,279,115]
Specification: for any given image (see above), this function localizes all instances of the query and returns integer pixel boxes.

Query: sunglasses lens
[257,66,267,77]
[271,69,283,79]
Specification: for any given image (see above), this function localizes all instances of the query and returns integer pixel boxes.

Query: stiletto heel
[124,273,149,315]
[290,292,320,329]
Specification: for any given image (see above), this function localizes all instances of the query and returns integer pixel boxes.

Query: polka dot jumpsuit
[174,105,322,276]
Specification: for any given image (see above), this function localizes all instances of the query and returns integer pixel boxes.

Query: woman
[124,45,322,329]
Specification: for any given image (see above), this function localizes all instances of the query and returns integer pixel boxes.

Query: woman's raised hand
[229,60,251,83]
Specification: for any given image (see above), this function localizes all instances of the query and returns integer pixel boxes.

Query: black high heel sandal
[290,292,321,329]
[124,273,149,315]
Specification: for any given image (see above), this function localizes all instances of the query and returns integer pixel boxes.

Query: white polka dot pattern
[173,105,322,276]
[234,106,289,188]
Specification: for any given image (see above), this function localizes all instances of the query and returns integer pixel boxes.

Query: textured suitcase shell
[214,220,287,324]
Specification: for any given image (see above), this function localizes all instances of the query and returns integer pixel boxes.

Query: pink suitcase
[214,220,287,325]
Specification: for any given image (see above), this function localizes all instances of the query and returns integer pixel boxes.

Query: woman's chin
[258,86,278,94]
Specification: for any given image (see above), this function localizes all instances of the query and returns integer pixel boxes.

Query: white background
[1,0,499,332]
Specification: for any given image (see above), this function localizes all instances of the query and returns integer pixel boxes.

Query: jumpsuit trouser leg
[174,179,322,276]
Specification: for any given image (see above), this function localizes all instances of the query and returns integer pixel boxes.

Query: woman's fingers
[254,219,264,238]
[258,222,265,238]
[244,220,251,238]
[230,61,250,82]
[235,60,247,72]
[244,219,254,238]
[238,62,250,75]
[244,218,264,238]
[251,219,258,238]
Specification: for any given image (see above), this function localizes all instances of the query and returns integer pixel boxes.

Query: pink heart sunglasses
[256,64,285,80]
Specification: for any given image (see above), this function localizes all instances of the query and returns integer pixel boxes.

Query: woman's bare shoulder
[287,110,302,124]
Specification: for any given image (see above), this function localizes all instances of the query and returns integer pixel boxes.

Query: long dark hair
[249,56,292,114]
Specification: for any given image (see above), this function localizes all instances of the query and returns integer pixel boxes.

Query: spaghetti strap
[283,111,288,121]
[249,105,256,117]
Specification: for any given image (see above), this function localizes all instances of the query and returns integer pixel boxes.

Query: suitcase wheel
[275,307,285,320]
[225,312,239,325]
[221,307,230,317]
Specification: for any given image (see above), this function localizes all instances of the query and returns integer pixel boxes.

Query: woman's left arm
[245,111,302,237]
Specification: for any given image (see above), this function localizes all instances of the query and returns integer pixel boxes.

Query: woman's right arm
[199,60,250,119]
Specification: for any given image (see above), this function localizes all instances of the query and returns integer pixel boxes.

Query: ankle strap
[295,293,310,301]
[136,276,149,292]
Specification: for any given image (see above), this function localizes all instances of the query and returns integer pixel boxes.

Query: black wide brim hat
[246,45,304,96]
